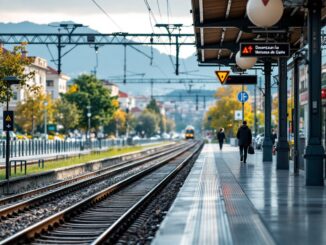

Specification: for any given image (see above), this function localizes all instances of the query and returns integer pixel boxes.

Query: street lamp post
[3,76,20,194]
[126,101,131,139]
[44,101,48,138]
[86,105,91,147]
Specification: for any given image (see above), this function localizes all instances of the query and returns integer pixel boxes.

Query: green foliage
[135,110,159,137]
[146,98,161,114]
[62,74,117,131]
[145,98,167,134]
[165,118,175,133]
[0,45,35,103]
[54,99,81,134]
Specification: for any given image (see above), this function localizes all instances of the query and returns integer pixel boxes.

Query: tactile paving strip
[153,145,233,245]
[215,154,276,245]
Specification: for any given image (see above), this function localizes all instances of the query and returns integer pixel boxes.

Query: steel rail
[0,142,176,207]
[0,141,199,245]
[92,142,203,244]
[0,142,187,219]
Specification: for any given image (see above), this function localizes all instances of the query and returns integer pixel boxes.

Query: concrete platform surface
[153,144,326,245]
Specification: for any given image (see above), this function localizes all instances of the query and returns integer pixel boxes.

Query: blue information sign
[238,91,249,103]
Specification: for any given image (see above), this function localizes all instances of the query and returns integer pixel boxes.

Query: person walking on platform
[271,129,277,155]
[236,121,252,163]
[217,128,226,150]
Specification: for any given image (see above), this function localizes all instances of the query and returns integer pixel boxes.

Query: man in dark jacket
[236,121,252,163]
[217,128,226,150]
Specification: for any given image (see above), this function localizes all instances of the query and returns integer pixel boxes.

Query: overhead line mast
[0,31,194,75]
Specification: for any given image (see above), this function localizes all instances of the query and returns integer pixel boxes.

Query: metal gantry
[106,78,217,84]
[0,32,195,75]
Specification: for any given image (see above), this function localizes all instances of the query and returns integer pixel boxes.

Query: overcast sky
[0,0,193,32]
[0,0,195,56]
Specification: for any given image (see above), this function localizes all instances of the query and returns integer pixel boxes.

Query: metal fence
[0,138,163,159]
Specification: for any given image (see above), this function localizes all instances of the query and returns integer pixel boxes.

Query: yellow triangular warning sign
[5,115,11,122]
[215,71,230,84]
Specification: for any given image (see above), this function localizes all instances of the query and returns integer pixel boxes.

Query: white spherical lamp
[247,0,284,27]
[235,51,257,70]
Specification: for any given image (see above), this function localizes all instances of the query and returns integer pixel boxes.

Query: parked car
[256,136,264,150]
[254,133,264,149]
[150,135,161,140]
[132,135,141,141]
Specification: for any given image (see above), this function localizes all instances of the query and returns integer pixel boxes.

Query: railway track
[0,142,182,212]
[0,140,202,245]
[0,141,194,241]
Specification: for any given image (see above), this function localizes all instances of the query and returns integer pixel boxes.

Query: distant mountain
[0,21,220,96]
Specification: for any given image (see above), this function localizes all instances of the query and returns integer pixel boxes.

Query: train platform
[153,144,326,245]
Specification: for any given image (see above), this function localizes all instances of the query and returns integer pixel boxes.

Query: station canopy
[191,0,326,66]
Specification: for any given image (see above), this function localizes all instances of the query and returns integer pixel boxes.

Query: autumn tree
[272,96,293,129]
[205,86,254,137]
[15,90,55,135]
[0,44,35,103]
[114,109,127,134]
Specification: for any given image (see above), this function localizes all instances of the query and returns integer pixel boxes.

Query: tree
[205,86,254,137]
[15,90,55,134]
[146,98,160,114]
[135,110,159,137]
[272,96,292,129]
[114,109,127,134]
[166,118,175,133]
[54,99,81,134]
[146,98,167,133]
[0,45,35,103]
[62,74,118,132]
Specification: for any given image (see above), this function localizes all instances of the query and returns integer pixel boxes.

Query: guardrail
[0,138,165,159]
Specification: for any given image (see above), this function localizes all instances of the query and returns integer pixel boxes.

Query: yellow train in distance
[185,126,195,139]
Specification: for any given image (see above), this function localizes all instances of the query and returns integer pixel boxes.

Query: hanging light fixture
[247,0,284,28]
[235,51,257,70]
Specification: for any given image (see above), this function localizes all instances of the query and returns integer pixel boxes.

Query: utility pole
[123,44,127,84]
[262,60,273,162]
[44,101,48,138]
[196,95,199,111]
[31,102,35,138]
[3,76,20,194]
[305,0,324,186]
[242,84,245,122]
[86,105,91,147]
[254,83,257,136]
[94,46,99,76]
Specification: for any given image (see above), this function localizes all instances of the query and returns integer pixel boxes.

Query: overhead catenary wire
[89,0,168,77]
[156,0,163,20]
[142,0,176,72]
[90,0,122,31]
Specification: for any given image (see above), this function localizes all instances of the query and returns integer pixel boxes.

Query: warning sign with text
[3,111,14,131]
[240,43,290,57]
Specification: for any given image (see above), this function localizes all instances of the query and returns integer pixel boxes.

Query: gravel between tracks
[115,148,198,244]
[0,156,168,240]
